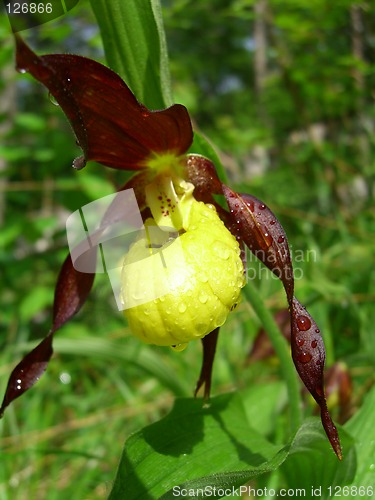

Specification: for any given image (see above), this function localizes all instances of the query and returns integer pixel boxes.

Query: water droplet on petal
[277,235,285,243]
[315,328,320,334]
[259,204,266,210]
[199,292,208,304]
[196,272,208,283]
[18,68,27,74]
[178,303,187,313]
[311,339,318,348]
[213,241,230,259]
[48,92,59,106]
[171,343,188,352]
[296,315,311,331]
[298,352,312,364]
[296,337,305,346]
[270,220,276,225]
[246,200,255,212]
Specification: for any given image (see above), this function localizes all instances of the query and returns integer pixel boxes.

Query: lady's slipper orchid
[1,36,342,459]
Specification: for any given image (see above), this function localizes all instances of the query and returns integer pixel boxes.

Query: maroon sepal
[0,170,159,416]
[0,255,95,417]
[52,254,96,331]
[194,328,220,400]
[185,155,223,202]
[291,297,342,459]
[0,334,53,417]
[222,185,342,459]
[14,35,193,170]
[222,186,294,302]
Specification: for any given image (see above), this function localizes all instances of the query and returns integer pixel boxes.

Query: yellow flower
[121,176,244,350]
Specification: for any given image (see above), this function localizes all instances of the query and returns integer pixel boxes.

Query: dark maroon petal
[0,334,53,417]
[194,328,220,400]
[185,155,223,202]
[52,254,96,332]
[222,185,341,457]
[0,254,95,417]
[222,186,294,303]
[291,297,342,459]
[15,35,193,170]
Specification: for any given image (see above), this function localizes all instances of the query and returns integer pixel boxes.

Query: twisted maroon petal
[0,255,95,417]
[291,297,342,459]
[185,155,223,202]
[15,36,193,170]
[222,186,294,303]
[0,173,149,416]
[223,185,342,459]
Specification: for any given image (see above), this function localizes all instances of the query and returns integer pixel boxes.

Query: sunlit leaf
[109,391,287,499]
[280,419,355,496]
[345,385,375,488]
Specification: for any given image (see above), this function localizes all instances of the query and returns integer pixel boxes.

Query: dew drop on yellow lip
[121,175,245,349]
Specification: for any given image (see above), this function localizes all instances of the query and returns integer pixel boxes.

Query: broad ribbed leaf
[14,36,193,171]
[280,419,355,496]
[109,391,286,499]
[345,385,375,488]
[89,0,173,109]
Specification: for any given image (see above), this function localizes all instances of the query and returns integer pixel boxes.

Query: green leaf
[159,447,289,499]
[88,0,172,109]
[109,391,286,499]
[280,419,356,498]
[344,385,375,488]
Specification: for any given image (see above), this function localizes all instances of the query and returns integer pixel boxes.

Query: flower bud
[121,177,245,350]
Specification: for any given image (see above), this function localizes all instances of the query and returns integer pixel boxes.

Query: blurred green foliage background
[0,0,374,498]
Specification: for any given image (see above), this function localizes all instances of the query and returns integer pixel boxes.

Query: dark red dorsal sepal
[14,35,193,171]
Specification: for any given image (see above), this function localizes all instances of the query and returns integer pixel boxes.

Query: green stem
[244,285,303,435]
[89,0,173,109]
